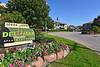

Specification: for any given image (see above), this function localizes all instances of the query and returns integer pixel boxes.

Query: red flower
[18,63,22,67]
[43,48,48,55]
[9,64,14,67]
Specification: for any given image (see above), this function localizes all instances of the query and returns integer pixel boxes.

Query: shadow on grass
[69,43,100,54]
[48,61,81,67]
[68,43,89,51]
[47,40,100,67]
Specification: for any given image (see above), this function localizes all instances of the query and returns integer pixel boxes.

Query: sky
[1,0,100,25]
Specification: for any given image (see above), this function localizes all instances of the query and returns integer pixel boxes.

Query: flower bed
[44,53,56,63]
[31,57,43,67]
[56,49,64,59]
[0,40,70,67]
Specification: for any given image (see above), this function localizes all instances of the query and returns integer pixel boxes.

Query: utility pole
[45,20,47,32]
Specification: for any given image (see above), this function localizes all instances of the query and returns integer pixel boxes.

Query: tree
[78,25,83,31]
[7,0,50,28]
[0,2,6,16]
[92,16,100,27]
[92,26,100,34]
[0,11,26,23]
[47,17,54,29]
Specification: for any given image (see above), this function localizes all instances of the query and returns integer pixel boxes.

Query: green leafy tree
[0,11,26,23]
[7,0,50,28]
[0,3,6,16]
[92,26,100,34]
[93,16,100,27]
[47,17,54,29]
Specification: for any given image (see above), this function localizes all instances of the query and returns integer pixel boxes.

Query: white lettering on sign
[5,22,29,28]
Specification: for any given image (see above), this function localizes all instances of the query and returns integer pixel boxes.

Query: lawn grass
[48,29,68,32]
[44,33,100,67]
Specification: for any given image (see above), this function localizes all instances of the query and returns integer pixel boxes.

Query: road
[48,32,100,53]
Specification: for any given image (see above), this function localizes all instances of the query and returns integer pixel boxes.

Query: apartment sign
[0,22,35,47]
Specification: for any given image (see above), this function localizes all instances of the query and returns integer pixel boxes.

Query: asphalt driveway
[48,32,100,53]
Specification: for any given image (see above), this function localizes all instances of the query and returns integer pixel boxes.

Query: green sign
[0,22,35,47]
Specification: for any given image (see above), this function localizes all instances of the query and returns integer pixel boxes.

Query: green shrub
[92,26,100,33]
[48,29,68,32]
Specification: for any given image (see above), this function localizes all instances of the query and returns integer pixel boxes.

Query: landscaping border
[30,45,70,67]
